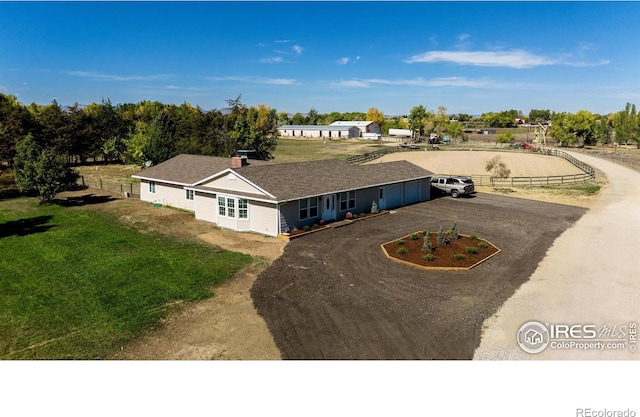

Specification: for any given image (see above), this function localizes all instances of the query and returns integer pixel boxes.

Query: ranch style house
[132,154,433,237]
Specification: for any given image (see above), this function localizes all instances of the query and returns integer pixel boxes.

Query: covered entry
[322,194,337,221]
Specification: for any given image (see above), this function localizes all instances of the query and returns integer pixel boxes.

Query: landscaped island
[381,225,500,270]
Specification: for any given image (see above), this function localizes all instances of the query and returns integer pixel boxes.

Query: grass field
[272,138,386,163]
[0,197,254,359]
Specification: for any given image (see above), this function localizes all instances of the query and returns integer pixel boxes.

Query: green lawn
[0,197,254,359]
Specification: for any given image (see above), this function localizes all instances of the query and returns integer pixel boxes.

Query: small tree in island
[422,234,433,253]
[437,226,448,247]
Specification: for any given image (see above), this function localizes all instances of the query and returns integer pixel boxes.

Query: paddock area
[374,150,584,177]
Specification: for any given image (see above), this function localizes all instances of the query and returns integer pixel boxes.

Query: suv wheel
[451,189,460,198]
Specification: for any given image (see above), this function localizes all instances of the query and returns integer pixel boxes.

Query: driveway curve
[252,191,587,359]
[474,151,640,359]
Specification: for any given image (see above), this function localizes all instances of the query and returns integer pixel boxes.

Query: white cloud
[164,85,202,91]
[259,56,284,64]
[206,76,296,85]
[261,78,296,85]
[405,48,609,69]
[330,80,370,88]
[405,50,553,68]
[361,76,491,88]
[66,71,172,81]
[336,57,350,65]
[455,33,472,49]
[292,45,304,55]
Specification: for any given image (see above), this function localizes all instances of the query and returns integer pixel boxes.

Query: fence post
[81,175,85,187]
[99,179,102,190]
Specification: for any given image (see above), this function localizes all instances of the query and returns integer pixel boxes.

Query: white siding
[201,173,266,196]
[194,193,278,237]
[140,180,194,211]
[388,128,413,137]
[277,126,359,139]
[139,179,153,203]
[194,192,218,223]
[250,200,278,237]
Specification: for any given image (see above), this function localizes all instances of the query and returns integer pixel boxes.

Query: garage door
[380,183,403,210]
[404,180,420,205]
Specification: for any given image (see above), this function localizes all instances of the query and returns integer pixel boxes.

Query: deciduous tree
[13,133,78,203]
[612,102,638,146]
[366,107,384,126]
[485,155,511,185]
[0,94,34,167]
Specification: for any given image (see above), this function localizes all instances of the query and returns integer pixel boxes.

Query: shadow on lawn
[0,215,55,238]
[0,189,22,201]
[53,193,116,207]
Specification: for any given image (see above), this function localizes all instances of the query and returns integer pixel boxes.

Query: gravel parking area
[251,194,586,359]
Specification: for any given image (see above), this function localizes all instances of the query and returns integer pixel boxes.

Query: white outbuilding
[277,124,360,139]
[330,121,381,136]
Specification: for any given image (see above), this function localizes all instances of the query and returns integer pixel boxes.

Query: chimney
[231,156,247,168]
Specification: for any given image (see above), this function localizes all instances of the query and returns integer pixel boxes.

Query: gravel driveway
[251,193,586,359]
[474,152,640,359]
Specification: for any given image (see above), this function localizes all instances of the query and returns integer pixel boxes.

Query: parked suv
[430,176,476,198]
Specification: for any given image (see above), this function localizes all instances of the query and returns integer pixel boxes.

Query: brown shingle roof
[134,154,433,202]
[131,154,268,185]
[232,159,432,201]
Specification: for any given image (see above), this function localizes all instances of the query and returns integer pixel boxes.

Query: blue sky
[1,1,639,116]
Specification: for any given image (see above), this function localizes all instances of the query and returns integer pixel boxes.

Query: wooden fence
[77,175,140,198]
[345,145,422,165]
[347,144,596,187]
[439,173,594,187]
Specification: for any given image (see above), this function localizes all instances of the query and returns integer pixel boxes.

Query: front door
[322,194,336,221]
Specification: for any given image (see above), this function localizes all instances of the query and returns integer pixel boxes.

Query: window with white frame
[299,197,318,220]
[217,196,248,219]
[149,181,156,193]
[339,191,356,211]
[186,189,194,200]
[238,199,248,219]
[227,197,235,218]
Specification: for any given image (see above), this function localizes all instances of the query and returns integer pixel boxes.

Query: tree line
[4,92,639,170]
[0,94,281,169]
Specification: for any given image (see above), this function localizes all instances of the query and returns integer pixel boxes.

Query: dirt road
[474,152,640,359]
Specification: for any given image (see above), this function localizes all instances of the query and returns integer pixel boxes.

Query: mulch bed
[382,232,500,269]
